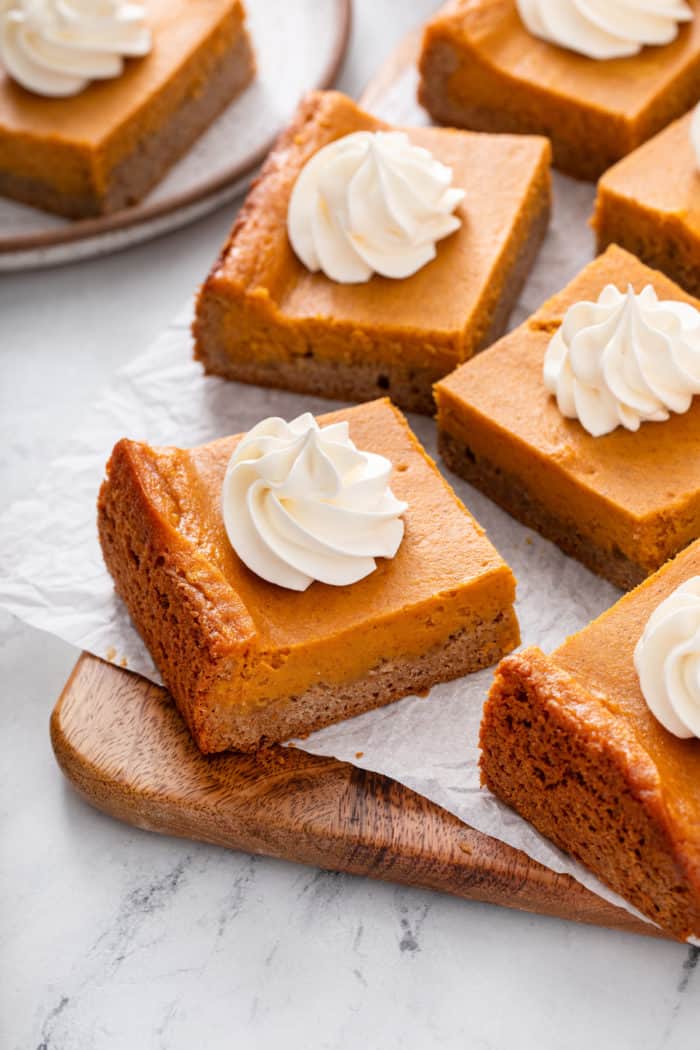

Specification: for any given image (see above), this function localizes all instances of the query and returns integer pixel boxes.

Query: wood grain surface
[51,653,667,939]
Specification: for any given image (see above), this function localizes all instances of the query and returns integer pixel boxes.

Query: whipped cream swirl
[543,283,700,437]
[516,0,693,60]
[634,577,700,739]
[222,413,408,591]
[691,102,700,170]
[287,130,465,284]
[0,0,151,98]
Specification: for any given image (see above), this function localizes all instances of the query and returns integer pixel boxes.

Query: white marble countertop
[1,3,699,1048]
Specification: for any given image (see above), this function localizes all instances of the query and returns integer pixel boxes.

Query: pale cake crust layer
[98,400,519,753]
[480,541,700,940]
[193,90,551,414]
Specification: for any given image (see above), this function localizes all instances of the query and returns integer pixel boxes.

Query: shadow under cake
[480,538,700,941]
[98,399,520,754]
[435,245,700,591]
[193,89,551,415]
[592,109,700,299]
[418,0,700,181]
[0,0,255,218]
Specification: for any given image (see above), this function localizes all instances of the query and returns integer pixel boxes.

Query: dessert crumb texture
[481,649,700,940]
[98,399,519,753]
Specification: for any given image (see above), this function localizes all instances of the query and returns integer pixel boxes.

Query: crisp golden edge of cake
[480,646,700,940]
[98,403,521,754]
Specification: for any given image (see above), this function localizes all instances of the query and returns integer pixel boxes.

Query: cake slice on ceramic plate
[418,0,700,180]
[480,538,700,941]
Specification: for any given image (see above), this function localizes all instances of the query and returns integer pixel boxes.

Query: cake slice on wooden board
[480,539,700,941]
[98,399,520,754]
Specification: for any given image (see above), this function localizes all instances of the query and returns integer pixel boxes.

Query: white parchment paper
[0,71,655,925]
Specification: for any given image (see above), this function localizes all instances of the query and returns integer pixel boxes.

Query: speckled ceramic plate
[0,0,351,271]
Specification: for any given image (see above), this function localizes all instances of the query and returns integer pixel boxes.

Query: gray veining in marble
[2,2,700,1048]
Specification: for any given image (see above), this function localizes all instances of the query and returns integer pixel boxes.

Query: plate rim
[0,0,352,256]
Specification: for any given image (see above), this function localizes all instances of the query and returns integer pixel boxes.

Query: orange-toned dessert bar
[436,246,700,590]
[418,0,700,180]
[0,0,255,217]
[98,400,519,753]
[593,110,700,299]
[194,90,550,414]
[481,539,700,940]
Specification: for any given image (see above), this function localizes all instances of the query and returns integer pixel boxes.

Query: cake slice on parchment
[98,399,520,754]
[481,539,700,941]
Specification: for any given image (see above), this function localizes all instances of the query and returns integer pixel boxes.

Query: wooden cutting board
[52,652,665,939]
[49,24,669,941]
